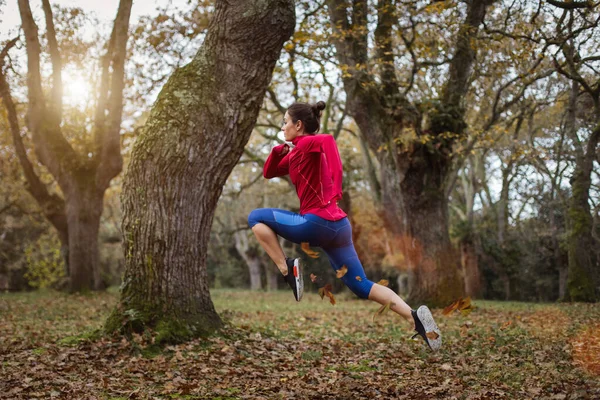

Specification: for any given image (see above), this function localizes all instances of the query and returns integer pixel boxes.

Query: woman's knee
[344,277,374,299]
[248,208,267,228]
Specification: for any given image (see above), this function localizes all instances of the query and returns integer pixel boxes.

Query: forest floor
[1,288,599,399]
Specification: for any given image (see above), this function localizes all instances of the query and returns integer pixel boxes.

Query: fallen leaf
[426,331,439,340]
[336,265,348,278]
[376,279,389,287]
[373,301,395,321]
[310,274,318,283]
[301,242,320,258]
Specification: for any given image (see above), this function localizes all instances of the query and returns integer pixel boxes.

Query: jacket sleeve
[263,144,290,178]
[304,135,343,202]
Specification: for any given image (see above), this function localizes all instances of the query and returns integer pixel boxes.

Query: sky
[0,0,188,37]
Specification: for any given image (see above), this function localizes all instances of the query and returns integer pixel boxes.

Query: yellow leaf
[301,242,320,259]
[373,301,395,321]
[376,279,389,287]
[336,265,348,278]
[443,298,461,316]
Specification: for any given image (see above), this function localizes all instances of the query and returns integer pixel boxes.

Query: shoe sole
[294,259,304,302]
[417,305,442,351]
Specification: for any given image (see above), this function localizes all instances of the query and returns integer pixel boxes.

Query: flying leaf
[310,273,318,283]
[459,304,477,316]
[444,297,477,316]
[443,299,460,316]
[376,279,389,287]
[426,331,440,340]
[318,283,335,305]
[301,242,320,259]
[373,301,395,321]
[355,276,362,281]
[336,265,348,278]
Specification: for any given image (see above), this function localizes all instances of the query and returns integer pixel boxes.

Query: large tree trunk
[326,0,494,306]
[106,0,295,341]
[566,125,599,301]
[65,183,104,291]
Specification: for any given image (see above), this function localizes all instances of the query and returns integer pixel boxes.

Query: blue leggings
[248,208,375,299]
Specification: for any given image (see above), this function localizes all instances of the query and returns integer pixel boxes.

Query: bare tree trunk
[106,0,295,341]
[234,231,263,291]
[65,184,104,291]
[461,240,482,298]
[265,265,279,291]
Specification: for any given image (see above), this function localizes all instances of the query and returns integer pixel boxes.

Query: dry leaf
[318,283,336,305]
[310,273,318,283]
[426,331,439,340]
[336,265,348,278]
[373,301,395,321]
[459,304,476,316]
[355,276,362,281]
[443,299,460,316]
[376,279,389,287]
[301,242,320,258]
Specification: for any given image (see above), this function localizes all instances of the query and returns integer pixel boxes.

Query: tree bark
[106,0,295,341]
[566,122,599,301]
[460,239,482,298]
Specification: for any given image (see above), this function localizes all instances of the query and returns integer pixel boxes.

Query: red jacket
[263,134,347,221]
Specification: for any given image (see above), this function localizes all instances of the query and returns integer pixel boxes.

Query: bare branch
[41,0,63,124]
[17,0,78,182]
[547,0,594,10]
[96,0,133,191]
[0,36,68,240]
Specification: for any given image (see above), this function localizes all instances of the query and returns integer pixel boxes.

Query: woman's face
[282,111,303,141]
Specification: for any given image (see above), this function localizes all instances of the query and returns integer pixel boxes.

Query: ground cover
[1,288,599,399]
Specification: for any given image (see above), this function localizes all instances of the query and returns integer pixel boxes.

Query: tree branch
[547,0,594,10]
[17,0,78,184]
[0,36,68,242]
[41,0,62,124]
[96,0,133,191]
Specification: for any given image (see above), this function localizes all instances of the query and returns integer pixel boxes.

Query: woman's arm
[263,144,290,178]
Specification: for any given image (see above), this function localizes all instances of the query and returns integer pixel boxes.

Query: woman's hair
[287,101,326,134]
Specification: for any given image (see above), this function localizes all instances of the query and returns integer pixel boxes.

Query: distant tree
[106,0,295,340]
[324,0,504,305]
[0,0,133,291]
[547,2,600,301]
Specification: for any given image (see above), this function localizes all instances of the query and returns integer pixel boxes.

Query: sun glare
[62,69,92,109]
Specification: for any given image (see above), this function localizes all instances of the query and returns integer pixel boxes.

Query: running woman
[247,101,442,351]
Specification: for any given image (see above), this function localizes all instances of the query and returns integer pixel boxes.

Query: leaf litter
[1,290,599,399]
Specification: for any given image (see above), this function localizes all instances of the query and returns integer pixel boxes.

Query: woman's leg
[251,223,287,275]
[367,283,413,322]
[247,208,317,276]
[323,244,413,324]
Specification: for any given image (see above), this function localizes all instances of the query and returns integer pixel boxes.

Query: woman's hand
[280,144,290,156]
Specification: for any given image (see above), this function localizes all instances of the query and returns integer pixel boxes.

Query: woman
[247,101,442,351]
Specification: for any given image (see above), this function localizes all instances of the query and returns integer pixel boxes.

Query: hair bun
[312,101,326,118]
